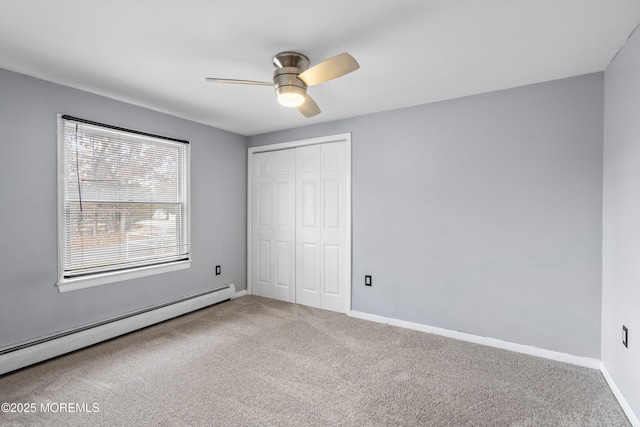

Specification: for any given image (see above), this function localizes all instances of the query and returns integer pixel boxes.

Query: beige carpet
[0,295,629,426]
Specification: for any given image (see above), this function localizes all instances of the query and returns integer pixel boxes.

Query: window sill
[56,260,192,293]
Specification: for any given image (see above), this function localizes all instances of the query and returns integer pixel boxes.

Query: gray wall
[0,68,247,349]
[250,73,605,358]
[603,25,640,418]
[0,65,608,363]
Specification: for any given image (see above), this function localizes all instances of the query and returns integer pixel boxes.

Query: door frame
[247,133,352,313]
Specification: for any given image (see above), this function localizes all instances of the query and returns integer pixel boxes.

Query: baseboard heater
[0,283,237,376]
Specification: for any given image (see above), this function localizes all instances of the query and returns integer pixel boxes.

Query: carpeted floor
[0,295,630,426]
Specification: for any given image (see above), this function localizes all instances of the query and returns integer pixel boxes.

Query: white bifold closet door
[295,143,349,312]
[250,141,349,313]
[251,149,296,303]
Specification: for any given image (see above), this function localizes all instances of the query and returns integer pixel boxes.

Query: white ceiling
[1,1,639,136]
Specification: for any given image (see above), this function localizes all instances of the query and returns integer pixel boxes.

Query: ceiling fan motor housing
[274,67,308,104]
[272,53,310,107]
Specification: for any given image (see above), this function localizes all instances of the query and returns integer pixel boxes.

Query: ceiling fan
[206,51,360,118]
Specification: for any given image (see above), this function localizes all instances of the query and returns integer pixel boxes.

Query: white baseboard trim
[234,290,248,299]
[0,283,237,376]
[601,363,640,427]
[348,310,601,370]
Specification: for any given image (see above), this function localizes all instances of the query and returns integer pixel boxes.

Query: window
[57,115,190,292]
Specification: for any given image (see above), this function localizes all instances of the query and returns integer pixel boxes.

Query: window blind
[57,115,190,280]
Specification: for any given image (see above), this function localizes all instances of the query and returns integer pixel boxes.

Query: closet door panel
[319,142,349,312]
[251,150,295,302]
[296,145,322,308]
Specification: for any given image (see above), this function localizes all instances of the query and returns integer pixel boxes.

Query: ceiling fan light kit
[276,85,306,107]
[206,51,359,118]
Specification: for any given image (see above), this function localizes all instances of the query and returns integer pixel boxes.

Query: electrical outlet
[365,275,372,286]
[623,325,628,348]
[215,265,221,275]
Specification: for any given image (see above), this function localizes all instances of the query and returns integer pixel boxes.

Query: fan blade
[298,94,321,118]
[298,53,360,86]
[205,77,273,86]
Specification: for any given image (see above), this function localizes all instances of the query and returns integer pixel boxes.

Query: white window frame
[56,114,191,293]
